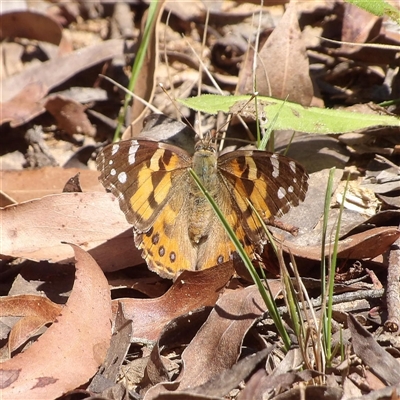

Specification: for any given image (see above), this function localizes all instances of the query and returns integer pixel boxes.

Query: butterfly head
[194,130,218,154]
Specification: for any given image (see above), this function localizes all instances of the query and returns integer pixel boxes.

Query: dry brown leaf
[341,3,381,52]
[0,295,63,355]
[183,348,274,398]
[335,3,397,65]
[124,1,165,137]
[254,2,313,105]
[1,168,102,203]
[143,284,282,398]
[7,316,48,356]
[0,82,48,127]
[116,262,235,341]
[364,370,387,391]
[280,226,400,261]
[0,192,139,272]
[337,227,400,259]
[238,368,322,400]
[44,95,96,137]
[0,295,62,319]
[0,244,112,399]
[1,39,125,104]
[0,11,66,48]
[348,313,400,386]
[88,303,133,394]
[175,285,271,391]
[141,308,211,392]
[144,349,274,399]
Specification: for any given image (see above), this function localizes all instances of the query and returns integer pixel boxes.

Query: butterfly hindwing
[135,197,197,278]
[136,179,240,278]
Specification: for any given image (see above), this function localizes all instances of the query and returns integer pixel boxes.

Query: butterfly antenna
[216,92,260,149]
[195,4,210,140]
[253,0,266,95]
[230,3,266,145]
[162,9,181,122]
[100,74,161,115]
[158,83,199,134]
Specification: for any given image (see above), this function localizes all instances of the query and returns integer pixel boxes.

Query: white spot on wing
[270,154,279,178]
[111,144,119,156]
[118,171,127,184]
[129,140,139,165]
[288,186,294,193]
[289,161,296,174]
[109,160,113,165]
[110,168,116,176]
[278,187,286,199]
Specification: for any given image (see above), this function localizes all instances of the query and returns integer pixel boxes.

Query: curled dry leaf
[141,308,212,392]
[176,285,272,391]
[279,226,400,262]
[0,244,112,400]
[143,284,282,398]
[44,95,96,137]
[1,38,125,127]
[348,314,400,386]
[0,11,65,48]
[116,262,235,342]
[0,192,139,272]
[187,347,274,398]
[0,168,102,203]
[0,295,63,355]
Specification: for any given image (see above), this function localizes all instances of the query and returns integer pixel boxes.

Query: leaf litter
[1,1,400,399]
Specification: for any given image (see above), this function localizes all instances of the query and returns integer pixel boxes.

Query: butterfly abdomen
[188,149,220,245]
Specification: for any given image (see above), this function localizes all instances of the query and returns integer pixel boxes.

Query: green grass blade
[113,2,159,142]
[326,176,350,364]
[179,94,400,134]
[189,168,291,351]
[320,168,335,302]
[344,0,400,24]
[320,168,335,359]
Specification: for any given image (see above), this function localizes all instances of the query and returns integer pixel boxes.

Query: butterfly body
[188,141,221,244]
[97,133,308,279]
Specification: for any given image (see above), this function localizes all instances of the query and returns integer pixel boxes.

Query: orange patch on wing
[138,203,195,278]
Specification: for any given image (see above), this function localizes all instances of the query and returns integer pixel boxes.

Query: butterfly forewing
[96,139,192,230]
[218,150,308,223]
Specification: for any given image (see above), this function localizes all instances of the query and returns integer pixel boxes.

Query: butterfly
[96,116,308,279]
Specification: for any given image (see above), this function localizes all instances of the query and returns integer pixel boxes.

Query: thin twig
[385,237,400,333]
[263,289,385,319]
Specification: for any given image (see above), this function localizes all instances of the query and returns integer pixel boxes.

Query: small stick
[385,237,400,333]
